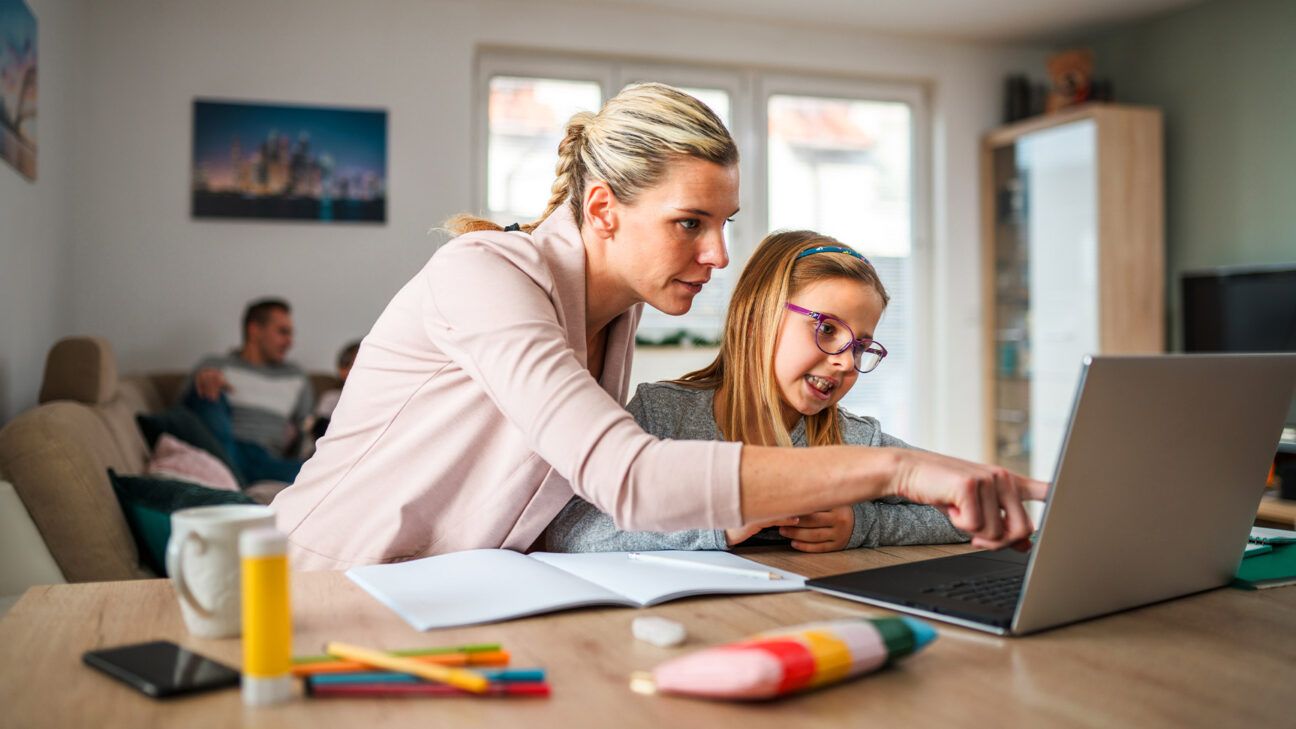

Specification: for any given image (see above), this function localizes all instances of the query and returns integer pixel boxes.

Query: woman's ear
[583,181,618,239]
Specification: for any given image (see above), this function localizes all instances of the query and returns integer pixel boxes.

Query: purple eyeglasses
[785,303,888,373]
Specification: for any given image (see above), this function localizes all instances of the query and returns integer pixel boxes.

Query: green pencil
[293,642,501,665]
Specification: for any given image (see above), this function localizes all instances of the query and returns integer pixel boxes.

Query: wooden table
[1256,492,1296,528]
[2,544,1292,728]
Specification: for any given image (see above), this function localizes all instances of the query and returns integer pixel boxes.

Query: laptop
[807,354,1296,636]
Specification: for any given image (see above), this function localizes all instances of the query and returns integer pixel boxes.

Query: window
[486,76,602,225]
[767,93,916,437]
[478,53,928,443]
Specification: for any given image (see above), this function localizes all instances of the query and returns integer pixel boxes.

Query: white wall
[63,0,1045,457]
[0,0,80,422]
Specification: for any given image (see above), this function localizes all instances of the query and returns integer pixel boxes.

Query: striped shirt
[190,351,313,454]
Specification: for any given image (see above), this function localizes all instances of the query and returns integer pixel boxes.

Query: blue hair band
[795,245,870,265]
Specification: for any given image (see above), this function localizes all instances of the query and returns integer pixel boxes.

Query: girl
[272,83,1043,570]
[548,231,965,553]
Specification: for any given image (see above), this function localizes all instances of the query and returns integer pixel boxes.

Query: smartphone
[83,640,240,698]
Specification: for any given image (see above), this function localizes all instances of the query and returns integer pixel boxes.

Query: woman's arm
[544,390,727,552]
[425,240,743,533]
[739,446,1045,550]
[839,419,967,548]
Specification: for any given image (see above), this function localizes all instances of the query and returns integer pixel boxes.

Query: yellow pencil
[324,641,490,694]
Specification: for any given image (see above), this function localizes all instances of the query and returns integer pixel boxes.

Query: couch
[0,336,338,586]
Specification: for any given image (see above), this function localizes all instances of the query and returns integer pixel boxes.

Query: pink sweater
[271,207,744,569]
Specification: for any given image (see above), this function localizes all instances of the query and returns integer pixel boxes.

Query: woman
[271,83,1045,570]
[548,230,967,553]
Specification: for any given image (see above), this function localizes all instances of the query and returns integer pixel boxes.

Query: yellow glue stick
[241,527,293,706]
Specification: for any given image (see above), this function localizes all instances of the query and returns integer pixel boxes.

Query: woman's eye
[678,219,699,231]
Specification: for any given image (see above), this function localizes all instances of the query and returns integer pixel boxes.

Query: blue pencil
[309,668,546,685]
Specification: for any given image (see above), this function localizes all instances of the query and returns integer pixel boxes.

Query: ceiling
[570,0,1204,43]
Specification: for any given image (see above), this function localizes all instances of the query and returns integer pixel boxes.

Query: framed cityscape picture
[0,0,37,181]
[191,98,388,223]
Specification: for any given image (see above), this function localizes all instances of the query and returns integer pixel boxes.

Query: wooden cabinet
[981,104,1164,479]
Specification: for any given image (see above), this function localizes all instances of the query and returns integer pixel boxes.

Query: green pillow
[108,469,255,576]
[136,407,247,486]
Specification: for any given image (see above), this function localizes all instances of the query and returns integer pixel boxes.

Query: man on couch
[185,297,314,484]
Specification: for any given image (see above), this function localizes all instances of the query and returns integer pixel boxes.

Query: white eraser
[632,616,687,647]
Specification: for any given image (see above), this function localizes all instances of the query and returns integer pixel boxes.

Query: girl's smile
[774,277,885,428]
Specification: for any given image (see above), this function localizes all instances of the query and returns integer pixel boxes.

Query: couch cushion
[119,375,166,414]
[147,434,240,492]
[136,407,247,486]
[108,470,255,576]
[39,336,118,405]
[146,373,189,410]
[93,395,151,475]
[0,403,153,582]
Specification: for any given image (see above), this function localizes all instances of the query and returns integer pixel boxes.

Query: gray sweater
[546,382,967,552]
[188,351,313,455]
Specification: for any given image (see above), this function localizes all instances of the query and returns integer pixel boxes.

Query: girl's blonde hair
[678,231,890,448]
[445,82,738,235]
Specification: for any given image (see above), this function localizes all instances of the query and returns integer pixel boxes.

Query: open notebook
[346,550,807,631]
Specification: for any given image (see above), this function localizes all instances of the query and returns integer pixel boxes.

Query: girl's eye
[819,322,837,337]
[679,219,700,230]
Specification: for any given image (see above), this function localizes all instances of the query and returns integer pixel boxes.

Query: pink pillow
[147,433,241,492]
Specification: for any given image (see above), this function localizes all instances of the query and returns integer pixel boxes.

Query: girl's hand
[887,449,1049,550]
[725,516,800,547]
[780,506,854,553]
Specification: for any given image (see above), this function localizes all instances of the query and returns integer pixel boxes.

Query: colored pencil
[291,650,510,677]
[293,643,501,664]
[323,641,489,694]
[309,668,545,685]
[306,679,550,698]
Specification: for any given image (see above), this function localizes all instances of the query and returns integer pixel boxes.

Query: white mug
[166,504,275,638]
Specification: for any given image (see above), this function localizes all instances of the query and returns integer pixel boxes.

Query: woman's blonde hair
[677,231,890,448]
[445,82,738,235]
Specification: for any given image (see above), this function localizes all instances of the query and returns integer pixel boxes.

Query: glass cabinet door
[992,118,1098,481]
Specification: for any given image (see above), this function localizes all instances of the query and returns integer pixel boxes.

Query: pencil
[309,668,546,685]
[627,552,783,580]
[324,641,490,694]
[305,679,550,698]
[291,650,510,677]
[294,643,500,664]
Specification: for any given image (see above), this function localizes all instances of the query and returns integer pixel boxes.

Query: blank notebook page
[346,549,629,630]
[531,550,806,605]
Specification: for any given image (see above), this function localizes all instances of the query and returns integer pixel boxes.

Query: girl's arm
[545,496,727,552]
[847,501,968,548]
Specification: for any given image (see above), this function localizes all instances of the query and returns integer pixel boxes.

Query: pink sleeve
[423,240,743,532]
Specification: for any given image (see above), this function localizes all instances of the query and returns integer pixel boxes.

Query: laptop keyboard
[921,572,1024,611]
